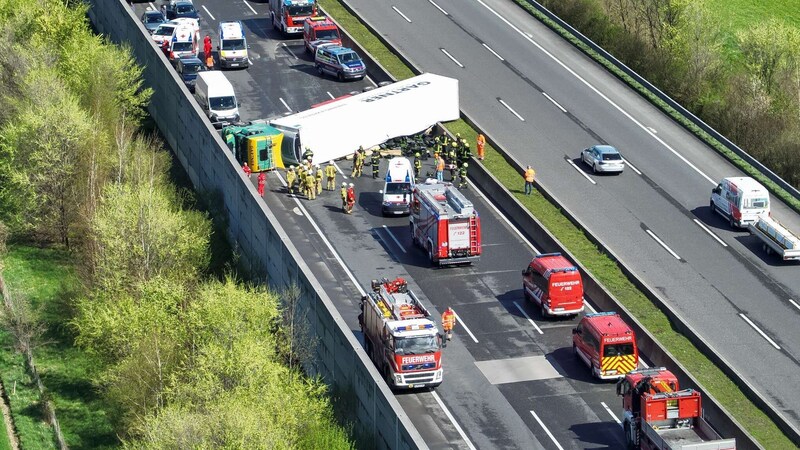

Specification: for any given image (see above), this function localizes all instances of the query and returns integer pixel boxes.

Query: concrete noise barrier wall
[85,1,423,448]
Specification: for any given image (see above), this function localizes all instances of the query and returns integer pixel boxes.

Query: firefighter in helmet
[458,162,468,189]
[371,151,381,179]
[325,161,337,190]
[442,307,456,345]
[286,166,296,195]
[302,147,314,162]
[340,182,348,211]
[315,165,323,195]
[413,152,422,178]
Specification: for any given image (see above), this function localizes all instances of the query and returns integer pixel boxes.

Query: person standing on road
[435,155,445,182]
[441,307,456,346]
[458,163,468,189]
[203,34,213,69]
[315,165,323,195]
[340,182,348,211]
[325,161,337,190]
[414,152,422,178]
[524,165,536,195]
[476,134,485,160]
[345,183,356,214]
[242,162,251,176]
[257,172,266,196]
[286,166,296,195]
[371,151,381,179]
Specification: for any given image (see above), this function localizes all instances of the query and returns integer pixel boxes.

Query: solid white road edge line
[601,401,622,427]
[567,159,596,185]
[482,43,505,61]
[530,410,565,450]
[201,5,215,20]
[692,219,728,247]
[541,92,566,113]
[431,391,478,450]
[467,179,539,253]
[381,225,407,254]
[332,161,349,179]
[645,229,681,260]
[242,0,257,15]
[513,301,543,334]
[428,0,449,15]
[621,158,642,175]
[498,99,525,121]
[789,299,800,312]
[279,97,292,112]
[440,48,465,68]
[275,172,366,296]
[452,311,479,343]
[280,42,298,60]
[470,0,717,185]
[392,6,412,23]
[739,313,781,350]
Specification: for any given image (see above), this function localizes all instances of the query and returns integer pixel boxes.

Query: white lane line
[327,91,335,99]
[431,391,477,450]
[639,359,650,369]
[541,92,566,113]
[601,402,622,427]
[693,219,728,247]
[584,301,597,313]
[482,43,505,61]
[440,48,464,68]
[332,161,349,179]
[381,225,407,253]
[429,0,449,15]
[452,310,479,343]
[567,159,596,185]
[201,5,215,20]
[275,172,365,296]
[148,2,156,10]
[392,6,412,23]
[470,0,717,185]
[498,98,525,121]
[789,299,800,312]
[467,180,539,252]
[645,229,681,260]
[621,158,642,175]
[281,42,298,59]
[243,0,257,14]
[739,313,781,350]
[530,410,565,450]
[279,97,292,112]
[513,301,543,334]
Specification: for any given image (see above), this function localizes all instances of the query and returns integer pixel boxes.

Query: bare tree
[279,285,317,377]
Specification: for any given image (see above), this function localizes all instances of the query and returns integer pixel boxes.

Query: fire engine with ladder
[359,277,443,390]
[617,367,736,450]
[410,180,481,266]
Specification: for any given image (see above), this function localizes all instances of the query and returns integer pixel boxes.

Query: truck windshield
[209,96,236,110]
[316,29,339,40]
[385,182,411,195]
[221,39,245,51]
[172,42,193,52]
[394,335,438,355]
[288,5,314,15]
[604,343,635,357]
[338,52,360,63]
[744,197,768,209]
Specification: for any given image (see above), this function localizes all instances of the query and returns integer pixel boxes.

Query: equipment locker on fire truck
[359,277,443,389]
[410,180,481,266]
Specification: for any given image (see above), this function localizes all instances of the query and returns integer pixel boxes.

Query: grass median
[319,0,795,447]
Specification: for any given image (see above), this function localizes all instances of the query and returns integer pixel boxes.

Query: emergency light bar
[585,311,618,318]
[395,324,434,331]
[535,252,561,259]
[551,267,578,273]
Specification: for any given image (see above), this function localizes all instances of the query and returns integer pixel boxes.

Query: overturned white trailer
[270,73,460,165]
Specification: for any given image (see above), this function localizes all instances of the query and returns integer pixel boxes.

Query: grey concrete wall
[85,2,423,448]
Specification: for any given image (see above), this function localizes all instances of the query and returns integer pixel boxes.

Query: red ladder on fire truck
[469,215,479,255]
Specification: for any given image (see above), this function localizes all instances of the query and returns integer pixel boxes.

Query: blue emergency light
[395,323,434,331]
[585,311,617,318]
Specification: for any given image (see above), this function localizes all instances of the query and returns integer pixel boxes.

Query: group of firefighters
[429,133,474,188]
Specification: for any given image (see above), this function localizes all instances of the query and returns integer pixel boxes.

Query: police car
[314,44,366,81]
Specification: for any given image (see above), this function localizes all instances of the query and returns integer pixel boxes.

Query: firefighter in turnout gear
[345,183,356,214]
[340,182,348,211]
[371,151,381,179]
[302,147,314,163]
[460,141,471,165]
[306,170,317,200]
[414,152,422,178]
[442,307,456,346]
[448,142,458,181]
[325,162,336,190]
[458,163,468,189]
[315,165,323,195]
[286,166,296,195]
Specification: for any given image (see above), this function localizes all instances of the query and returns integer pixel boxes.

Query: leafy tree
[737,19,800,95]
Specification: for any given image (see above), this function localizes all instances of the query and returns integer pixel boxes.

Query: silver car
[581,145,624,174]
[141,10,166,34]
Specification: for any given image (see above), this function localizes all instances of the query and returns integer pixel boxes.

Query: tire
[384,367,394,389]
[709,199,715,213]
[522,285,529,301]
[624,422,635,450]
[317,64,324,76]
[541,304,548,319]
[572,343,578,357]
[271,13,278,30]
[337,71,344,82]
[729,216,736,228]
[592,365,601,379]
[410,223,417,247]
[427,243,435,265]
[592,163,598,174]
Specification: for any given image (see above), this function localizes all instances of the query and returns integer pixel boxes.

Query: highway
[131,0,662,447]
[338,0,800,431]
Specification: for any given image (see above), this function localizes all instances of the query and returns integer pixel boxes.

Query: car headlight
[394,374,403,384]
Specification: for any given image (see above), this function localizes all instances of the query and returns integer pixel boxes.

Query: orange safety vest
[442,310,456,330]
[476,134,485,153]
[524,168,535,182]
[436,158,445,171]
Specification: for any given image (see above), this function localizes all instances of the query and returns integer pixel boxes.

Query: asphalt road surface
[337,0,800,431]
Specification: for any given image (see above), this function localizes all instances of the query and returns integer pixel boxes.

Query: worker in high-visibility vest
[315,165,323,195]
[325,162,337,190]
[286,166,296,195]
[435,156,445,182]
[340,182,348,211]
[524,165,536,195]
[476,134,486,160]
[441,307,456,345]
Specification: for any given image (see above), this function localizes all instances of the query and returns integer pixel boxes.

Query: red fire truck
[410,180,481,266]
[303,16,341,54]
[359,277,443,389]
[269,0,317,35]
[617,367,736,449]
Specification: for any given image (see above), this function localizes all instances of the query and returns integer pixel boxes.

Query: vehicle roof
[385,157,414,183]
[219,21,244,38]
[306,16,336,27]
[323,46,357,56]
[283,0,314,5]
[591,145,619,154]
[196,71,235,94]
[144,10,164,16]
[178,56,203,64]
[722,176,767,193]
[416,181,474,218]
[581,312,634,338]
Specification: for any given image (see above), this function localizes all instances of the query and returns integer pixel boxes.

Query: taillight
[732,208,741,220]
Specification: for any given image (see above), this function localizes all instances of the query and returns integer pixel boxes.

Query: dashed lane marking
[452,310,479,343]
[601,402,622,427]
[381,225,407,254]
[440,48,464,68]
[498,98,525,121]
[693,219,727,247]
[513,301,543,334]
[482,43,504,61]
[201,5,215,20]
[431,391,477,450]
[739,313,781,350]
[645,228,681,260]
[541,92,566,113]
[566,157,596,185]
[531,410,565,450]
[392,6,412,23]
[428,0,449,15]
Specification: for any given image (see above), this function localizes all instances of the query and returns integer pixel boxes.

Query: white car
[581,145,624,174]
[151,23,177,45]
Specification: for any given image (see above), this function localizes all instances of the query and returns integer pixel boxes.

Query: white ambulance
[380,157,415,216]
[710,176,770,228]
[218,21,249,69]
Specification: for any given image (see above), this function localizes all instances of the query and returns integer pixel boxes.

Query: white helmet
[342,182,347,187]
[349,183,354,187]
[329,160,334,165]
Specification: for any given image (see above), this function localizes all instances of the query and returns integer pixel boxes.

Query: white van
[380,157,415,216]
[218,21,249,69]
[194,71,240,127]
[710,177,770,228]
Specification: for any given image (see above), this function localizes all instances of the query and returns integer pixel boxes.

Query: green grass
[0,422,11,450]
[319,0,797,447]
[707,0,800,32]
[2,245,119,449]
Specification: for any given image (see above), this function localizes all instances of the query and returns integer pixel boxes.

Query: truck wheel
[572,343,578,357]
[384,367,394,389]
[729,216,735,228]
[271,13,278,30]
[540,304,548,319]
[624,422,635,449]
[427,244,435,265]
[337,71,344,81]
[763,244,772,255]
[316,64,324,76]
